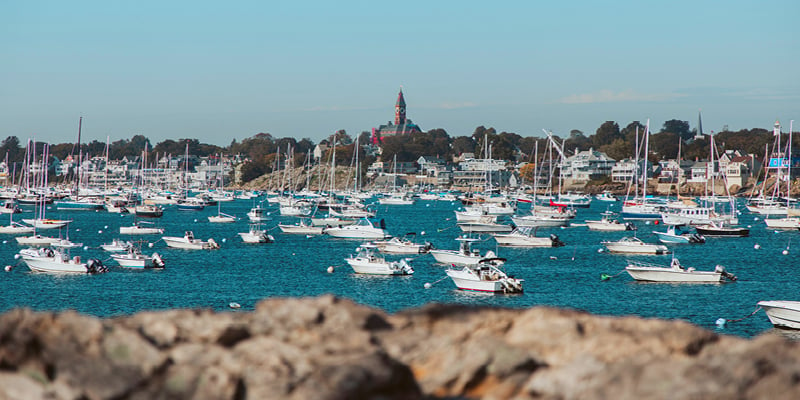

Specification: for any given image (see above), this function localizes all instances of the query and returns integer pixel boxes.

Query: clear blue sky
[2,0,798,146]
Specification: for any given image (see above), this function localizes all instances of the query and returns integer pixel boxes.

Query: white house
[559,148,615,183]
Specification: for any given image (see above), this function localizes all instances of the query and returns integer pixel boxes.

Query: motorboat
[134,205,164,218]
[429,237,503,266]
[120,222,164,235]
[595,191,618,202]
[492,227,565,247]
[694,222,749,237]
[653,225,705,244]
[54,198,105,211]
[324,218,390,240]
[247,205,271,222]
[100,239,133,252]
[176,197,206,211]
[445,260,523,293]
[585,212,635,231]
[238,223,274,243]
[310,216,356,227]
[378,193,415,205]
[278,219,325,235]
[371,233,432,254]
[758,300,800,330]
[345,245,414,275]
[0,201,21,214]
[455,209,497,223]
[18,248,107,274]
[661,205,737,226]
[550,193,591,208]
[111,247,165,269]
[625,258,737,283]
[601,236,670,254]
[162,231,220,250]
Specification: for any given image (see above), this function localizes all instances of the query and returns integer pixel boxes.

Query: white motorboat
[111,247,165,268]
[653,225,705,244]
[758,300,800,330]
[101,239,133,252]
[120,222,164,235]
[625,258,736,283]
[21,218,71,230]
[445,261,523,293]
[278,219,324,235]
[602,236,670,255]
[310,216,356,227]
[162,231,220,250]
[0,201,21,214]
[694,222,749,237]
[595,191,618,202]
[238,223,274,243]
[51,238,83,249]
[19,248,107,274]
[133,205,163,218]
[492,227,565,247]
[430,237,502,266]
[378,193,415,205]
[324,218,390,240]
[454,209,497,223]
[247,205,271,222]
[345,245,414,275]
[661,205,737,226]
[371,233,432,254]
[585,212,635,232]
[16,234,59,247]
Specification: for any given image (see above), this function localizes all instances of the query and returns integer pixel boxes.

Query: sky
[1,0,798,147]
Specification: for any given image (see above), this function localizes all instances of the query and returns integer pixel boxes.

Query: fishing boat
[457,220,514,233]
[429,237,502,266]
[278,219,325,235]
[324,218,390,240]
[757,300,800,330]
[764,217,800,230]
[344,245,414,275]
[111,246,165,268]
[162,231,219,250]
[247,204,271,222]
[445,260,523,293]
[492,227,565,247]
[585,211,635,231]
[595,191,618,202]
[0,201,21,214]
[120,221,164,235]
[653,225,705,244]
[625,258,737,283]
[238,223,274,243]
[18,247,107,274]
[371,233,432,254]
[602,236,670,254]
[15,234,59,247]
[510,213,570,228]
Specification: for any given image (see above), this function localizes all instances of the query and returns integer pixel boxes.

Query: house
[559,148,615,183]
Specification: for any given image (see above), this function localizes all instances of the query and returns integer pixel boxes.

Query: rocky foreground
[1,296,798,400]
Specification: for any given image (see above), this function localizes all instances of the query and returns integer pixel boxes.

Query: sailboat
[208,171,236,222]
[621,121,666,220]
[378,155,414,205]
[19,142,71,235]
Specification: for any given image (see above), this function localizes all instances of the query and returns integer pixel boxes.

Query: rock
[1,297,799,399]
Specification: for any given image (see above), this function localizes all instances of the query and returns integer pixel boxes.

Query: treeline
[0,120,793,184]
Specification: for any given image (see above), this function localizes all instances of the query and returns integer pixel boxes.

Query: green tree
[592,121,622,148]
[661,119,692,141]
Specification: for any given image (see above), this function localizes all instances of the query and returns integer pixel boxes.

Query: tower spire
[394,88,406,125]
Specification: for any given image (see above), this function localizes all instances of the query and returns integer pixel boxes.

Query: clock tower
[394,88,406,125]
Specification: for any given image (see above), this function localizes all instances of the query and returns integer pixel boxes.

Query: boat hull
[345,259,412,275]
[758,301,800,329]
[603,243,669,254]
[694,226,749,237]
[625,266,725,283]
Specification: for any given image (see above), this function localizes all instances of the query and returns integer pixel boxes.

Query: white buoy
[148,243,153,248]
[83,246,88,250]
[426,204,430,207]
[4,265,12,272]
[783,249,789,255]
[754,217,759,221]
[305,235,312,238]
[420,231,425,235]
[754,244,761,249]
[597,248,603,253]
[76,229,80,232]
[221,238,226,243]
[645,221,651,225]
[549,256,557,260]
[14,254,20,260]
[98,230,103,234]
[104,225,108,229]
[424,282,432,289]
[1,240,6,244]
[228,302,241,309]
[747,225,752,228]
[327,266,335,273]
[716,318,726,328]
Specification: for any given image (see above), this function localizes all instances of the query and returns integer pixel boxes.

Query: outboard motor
[550,234,566,247]
[86,259,107,274]
[690,233,706,244]
[379,219,386,230]
[152,252,165,268]
[715,265,737,282]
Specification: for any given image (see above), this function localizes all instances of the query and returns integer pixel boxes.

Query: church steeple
[394,88,406,125]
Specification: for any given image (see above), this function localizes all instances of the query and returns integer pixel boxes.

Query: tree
[649,132,680,160]
[592,121,622,148]
[451,136,476,156]
[661,119,692,141]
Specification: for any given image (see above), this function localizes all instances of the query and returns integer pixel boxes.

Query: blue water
[1,197,797,338]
